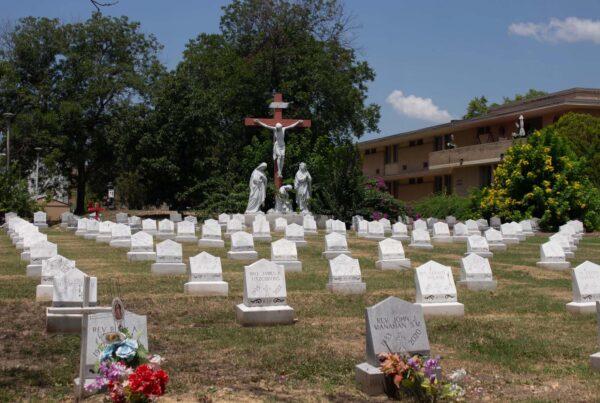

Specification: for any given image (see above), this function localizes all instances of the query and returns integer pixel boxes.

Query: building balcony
[428,140,513,170]
[383,163,429,177]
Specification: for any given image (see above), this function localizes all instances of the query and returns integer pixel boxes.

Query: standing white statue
[254,119,303,178]
[294,162,312,213]
[245,162,268,213]
[512,115,526,138]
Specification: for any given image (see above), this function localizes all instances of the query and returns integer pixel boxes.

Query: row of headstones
[4,215,101,335]
[353,214,540,231]
[6,213,600,395]
[536,220,585,270]
[4,214,150,396]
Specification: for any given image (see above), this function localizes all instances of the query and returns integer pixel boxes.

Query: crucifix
[244,93,312,190]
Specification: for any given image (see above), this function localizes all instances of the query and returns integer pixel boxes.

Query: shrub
[473,127,600,231]
[411,194,474,221]
[0,167,36,219]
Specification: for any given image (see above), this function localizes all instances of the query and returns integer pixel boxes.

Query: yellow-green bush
[473,127,600,231]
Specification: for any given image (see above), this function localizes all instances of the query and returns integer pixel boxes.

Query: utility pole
[35,147,42,195]
[3,112,15,170]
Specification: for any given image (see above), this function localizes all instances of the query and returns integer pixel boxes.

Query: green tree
[149,0,380,211]
[0,166,36,218]
[463,89,547,119]
[501,89,548,104]
[0,14,164,214]
[463,96,489,119]
[551,112,600,187]
[473,127,600,231]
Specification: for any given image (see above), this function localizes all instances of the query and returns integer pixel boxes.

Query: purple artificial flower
[423,356,440,382]
[407,356,421,370]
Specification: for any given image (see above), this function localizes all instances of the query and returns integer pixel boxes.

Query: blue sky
[3,0,600,141]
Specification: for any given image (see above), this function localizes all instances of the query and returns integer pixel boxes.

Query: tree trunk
[74,162,86,215]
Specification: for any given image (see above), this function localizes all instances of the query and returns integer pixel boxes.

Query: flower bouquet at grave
[86,327,169,402]
[378,352,462,402]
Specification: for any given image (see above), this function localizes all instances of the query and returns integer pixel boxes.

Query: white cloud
[386,90,452,123]
[509,17,600,44]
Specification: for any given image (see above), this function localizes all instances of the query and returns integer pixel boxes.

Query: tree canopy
[0,0,387,219]
[0,13,163,214]
[463,89,548,119]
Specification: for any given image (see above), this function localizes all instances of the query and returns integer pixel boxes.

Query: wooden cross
[244,93,311,190]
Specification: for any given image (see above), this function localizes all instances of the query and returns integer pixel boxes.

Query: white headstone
[242,259,287,307]
[85,311,147,378]
[327,254,366,294]
[415,261,458,304]
[366,221,385,240]
[413,219,427,232]
[274,217,288,232]
[142,218,157,234]
[156,239,182,263]
[189,252,223,282]
[466,235,492,258]
[409,228,433,249]
[52,269,97,307]
[130,231,154,252]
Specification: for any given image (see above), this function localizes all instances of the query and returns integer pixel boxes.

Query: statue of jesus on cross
[254,119,303,178]
[244,93,311,191]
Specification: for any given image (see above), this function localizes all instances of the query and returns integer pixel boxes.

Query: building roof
[358,87,600,147]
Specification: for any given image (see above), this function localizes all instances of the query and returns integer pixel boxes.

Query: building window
[402,165,407,171]
[480,165,493,187]
[525,117,543,133]
[434,136,443,151]
[392,144,399,163]
[365,149,370,155]
[375,169,380,174]
[384,146,391,164]
[392,180,400,198]
[409,178,415,185]
[423,162,429,169]
[444,175,452,194]
[417,139,423,145]
[409,140,415,147]
[417,177,423,184]
[434,176,443,193]
[444,134,453,148]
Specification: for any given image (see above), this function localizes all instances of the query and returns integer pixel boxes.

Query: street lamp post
[3,113,15,171]
[34,147,42,196]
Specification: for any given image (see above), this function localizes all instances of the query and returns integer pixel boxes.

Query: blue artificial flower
[115,338,139,360]
[100,343,117,362]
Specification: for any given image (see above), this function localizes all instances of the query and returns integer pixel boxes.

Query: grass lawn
[1,225,600,402]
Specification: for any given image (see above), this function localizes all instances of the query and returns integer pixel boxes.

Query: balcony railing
[429,140,513,169]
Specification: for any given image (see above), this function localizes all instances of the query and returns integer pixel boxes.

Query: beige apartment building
[359,88,600,202]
